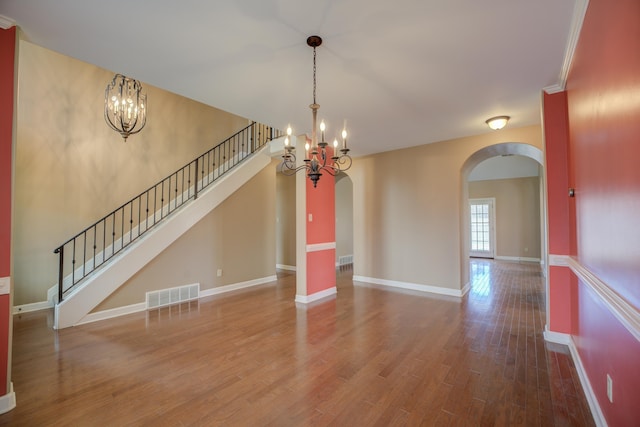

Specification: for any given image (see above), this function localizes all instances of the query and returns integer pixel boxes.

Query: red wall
[543,91,574,334]
[0,26,16,397]
[562,0,640,424]
[543,91,572,256]
[306,147,336,296]
[567,0,640,309]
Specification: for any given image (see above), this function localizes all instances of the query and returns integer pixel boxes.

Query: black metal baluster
[82,232,87,279]
[111,211,116,257]
[145,191,149,232]
[174,172,179,209]
[102,217,106,264]
[92,225,97,271]
[71,238,76,286]
[194,160,199,200]
[160,181,165,220]
[137,195,141,239]
[120,208,124,252]
[168,176,172,214]
[55,246,64,302]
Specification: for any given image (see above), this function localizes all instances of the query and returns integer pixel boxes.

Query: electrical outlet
[217,269,223,277]
[607,374,613,403]
[308,213,313,222]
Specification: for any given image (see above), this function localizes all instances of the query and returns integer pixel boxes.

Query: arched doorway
[335,174,354,269]
[460,143,546,290]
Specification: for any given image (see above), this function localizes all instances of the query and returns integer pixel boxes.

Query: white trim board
[544,328,607,427]
[549,254,640,343]
[543,326,571,346]
[0,15,15,29]
[353,276,470,298]
[295,287,337,304]
[0,277,9,295]
[306,242,336,252]
[0,383,15,415]
[77,303,147,326]
[75,275,277,326]
[544,0,590,93]
[13,301,53,315]
[276,264,296,271]
[495,256,541,263]
[200,275,277,298]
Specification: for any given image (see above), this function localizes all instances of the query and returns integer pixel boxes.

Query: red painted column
[543,91,574,334]
[0,25,16,411]
[305,147,336,297]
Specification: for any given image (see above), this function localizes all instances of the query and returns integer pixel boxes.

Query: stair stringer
[54,147,272,329]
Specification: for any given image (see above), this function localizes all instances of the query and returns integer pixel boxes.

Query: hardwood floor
[1,260,594,426]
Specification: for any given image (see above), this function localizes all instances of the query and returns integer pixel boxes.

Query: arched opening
[335,173,354,270]
[460,143,546,291]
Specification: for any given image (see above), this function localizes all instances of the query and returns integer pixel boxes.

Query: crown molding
[545,0,590,94]
[0,15,15,30]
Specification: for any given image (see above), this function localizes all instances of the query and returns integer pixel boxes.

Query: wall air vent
[146,283,199,310]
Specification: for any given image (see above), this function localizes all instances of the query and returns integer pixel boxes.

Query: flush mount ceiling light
[278,35,352,188]
[104,74,147,141]
[485,115,510,130]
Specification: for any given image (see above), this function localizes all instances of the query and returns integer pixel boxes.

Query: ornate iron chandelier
[104,74,147,141]
[279,36,352,187]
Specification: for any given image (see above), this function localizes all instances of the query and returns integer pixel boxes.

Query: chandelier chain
[313,47,317,105]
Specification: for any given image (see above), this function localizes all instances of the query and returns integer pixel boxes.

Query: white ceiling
[0,0,579,157]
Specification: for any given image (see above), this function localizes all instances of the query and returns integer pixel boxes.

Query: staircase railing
[53,121,282,302]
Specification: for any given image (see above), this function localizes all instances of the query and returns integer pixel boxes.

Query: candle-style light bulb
[333,138,338,148]
[287,125,292,136]
[305,142,310,159]
[320,120,326,142]
[341,129,348,149]
[284,137,289,147]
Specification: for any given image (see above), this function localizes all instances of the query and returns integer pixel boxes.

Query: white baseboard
[70,275,277,327]
[543,326,571,345]
[543,326,606,427]
[200,275,277,298]
[276,264,296,272]
[0,383,15,415]
[295,287,337,304]
[13,301,53,314]
[567,339,607,427]
[77,303,147,326]
[353,275,467,298]
[461,282,471,297]
[495,256,541,263]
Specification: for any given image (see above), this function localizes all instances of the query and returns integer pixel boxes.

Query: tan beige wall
[350,125,542,290]
[94,166,276,311]
[14,40,249,305]
[275,169,296,267]
[469,177,541,259]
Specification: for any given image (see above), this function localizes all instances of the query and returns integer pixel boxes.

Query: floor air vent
[146,283,200,310]
[338,255,353,266]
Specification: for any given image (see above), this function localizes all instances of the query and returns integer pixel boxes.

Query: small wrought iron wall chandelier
[279,36,352,187]
[104,74,147,141]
